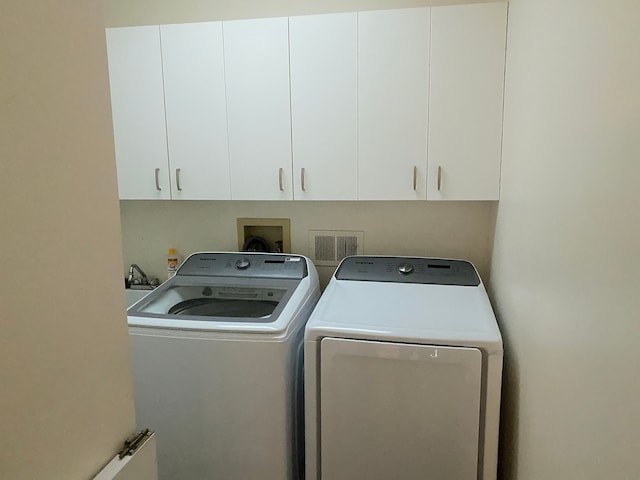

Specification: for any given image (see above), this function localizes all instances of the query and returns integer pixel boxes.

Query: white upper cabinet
[428,2,507,200]
[357,8,430,200]
[105,3,507,203]
[106,26,170,200]
[223,17,293,200]
[289,13,358,200]
[160,22,231,200]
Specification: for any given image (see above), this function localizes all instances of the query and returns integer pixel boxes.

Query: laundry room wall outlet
[237,218,291,253]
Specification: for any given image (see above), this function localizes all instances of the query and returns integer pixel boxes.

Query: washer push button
[235,258,251,270]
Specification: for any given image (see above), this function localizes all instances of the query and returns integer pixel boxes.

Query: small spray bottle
[167,248,179,279]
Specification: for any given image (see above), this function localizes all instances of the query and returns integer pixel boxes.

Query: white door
[106,26,170,200]
[224,17,293,200]
[357,8,430,200]
[320,338,482,480]
[428,3,507,200]
[160,22,231,200]
[289,13,358,200]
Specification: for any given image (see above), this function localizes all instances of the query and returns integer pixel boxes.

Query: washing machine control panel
[176,253,308,279]
[335,256,480,286]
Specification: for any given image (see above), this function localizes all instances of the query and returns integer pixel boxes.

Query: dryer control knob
[235,258,251,270]
[398,263,414,275]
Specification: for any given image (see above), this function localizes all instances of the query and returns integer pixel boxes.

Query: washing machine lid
[305,256,502,351]
[128,252,313,332]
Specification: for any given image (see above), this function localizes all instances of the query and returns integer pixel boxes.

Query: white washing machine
[127,252,320,480]
[304,256,503,480]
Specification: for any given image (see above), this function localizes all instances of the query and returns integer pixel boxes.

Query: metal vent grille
[336,236,358,262]
[308,230,364,267]
[315,236,336,262]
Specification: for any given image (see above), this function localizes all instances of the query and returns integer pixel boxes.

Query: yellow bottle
[167,248,179,279]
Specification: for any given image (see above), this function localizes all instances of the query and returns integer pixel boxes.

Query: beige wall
[0,2,136,479]
[121,200,497,288]
[490,1,640,479]
[104,0,495,26]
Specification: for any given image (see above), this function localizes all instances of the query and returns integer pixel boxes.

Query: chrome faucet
[127,264,149,285]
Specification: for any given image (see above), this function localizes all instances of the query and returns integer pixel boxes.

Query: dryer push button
[398,263,414,275]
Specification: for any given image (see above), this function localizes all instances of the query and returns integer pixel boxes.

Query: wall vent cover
[308,230,364,267]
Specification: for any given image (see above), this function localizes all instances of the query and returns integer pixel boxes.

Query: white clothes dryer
[127,252,320,480]
[304,256,502,480]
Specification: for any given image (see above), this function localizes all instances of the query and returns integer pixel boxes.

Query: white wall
[0,2,136,479]
[491,1,640,478]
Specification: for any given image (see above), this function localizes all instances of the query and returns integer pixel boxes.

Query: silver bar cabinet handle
[155,168,162,191]
[278,168,284,191]
[437,166,442,191]
[176,168,182,191]
[413,166,417,191]
[301,168,306,192]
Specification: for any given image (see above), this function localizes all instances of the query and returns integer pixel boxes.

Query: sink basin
[126,289,153,308]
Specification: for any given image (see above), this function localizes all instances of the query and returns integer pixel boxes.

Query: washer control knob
[235,258,251,270]
[398,263,414,275]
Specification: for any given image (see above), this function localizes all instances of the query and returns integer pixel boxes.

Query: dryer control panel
[335,256,480,286]
[176,253,308,279]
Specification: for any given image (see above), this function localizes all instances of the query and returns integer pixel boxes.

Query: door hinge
[118,428,153,459]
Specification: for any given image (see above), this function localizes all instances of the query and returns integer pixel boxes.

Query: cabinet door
[358,8,430,200]
[106,26,170,200]
[160,22,231,200]
[428,3,507,200]
[224,17,293,200]
[289,13,357,200]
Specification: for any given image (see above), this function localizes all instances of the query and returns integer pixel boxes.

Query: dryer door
[320,338,482,480]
